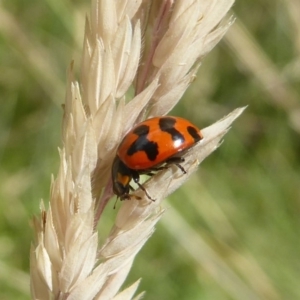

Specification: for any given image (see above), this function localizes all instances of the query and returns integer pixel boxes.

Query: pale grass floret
[30,0,240,299]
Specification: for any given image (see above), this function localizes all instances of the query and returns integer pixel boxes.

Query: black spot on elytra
[127,124,159,161]
[159,117,185,143]
[132,124,149,136]
[187,126,202,142]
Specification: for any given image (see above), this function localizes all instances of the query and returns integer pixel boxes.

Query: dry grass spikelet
[30,0,242,299]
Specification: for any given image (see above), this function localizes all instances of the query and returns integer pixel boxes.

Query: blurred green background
[1,0,300,299]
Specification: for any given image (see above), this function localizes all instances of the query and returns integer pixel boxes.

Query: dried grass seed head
[30,0,238,299]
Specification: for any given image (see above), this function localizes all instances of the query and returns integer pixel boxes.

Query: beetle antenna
[113,197,119,209]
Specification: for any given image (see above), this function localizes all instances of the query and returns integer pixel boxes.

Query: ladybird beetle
[112,116,203,201]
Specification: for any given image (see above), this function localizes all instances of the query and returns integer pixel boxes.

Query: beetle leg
[174,162,186,174]
[147,157,186,176]
[148,166,167,172]
[132,171,155,202]
[165,157,186,174]
[136,182,155,202]
[146,172,154,176]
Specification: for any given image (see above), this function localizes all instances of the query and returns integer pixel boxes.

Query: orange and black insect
[111,116,203,200]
